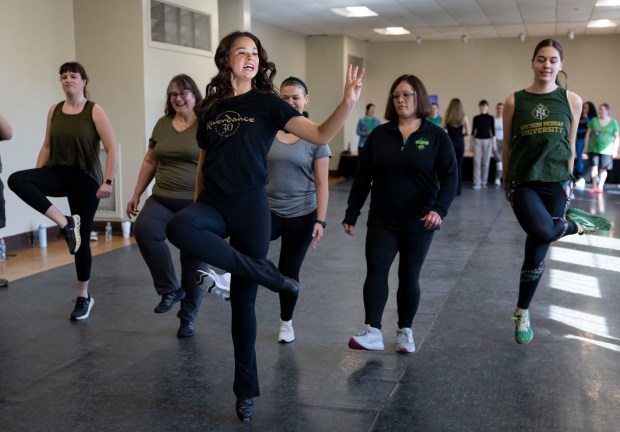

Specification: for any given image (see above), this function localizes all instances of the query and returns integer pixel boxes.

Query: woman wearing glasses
[343,74,458,353]
[125,74,208,338]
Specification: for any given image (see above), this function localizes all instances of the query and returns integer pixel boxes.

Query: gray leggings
[134,194,206,321]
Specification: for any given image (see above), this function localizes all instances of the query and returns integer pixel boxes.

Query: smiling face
[531,45,563,84]
[168,82,196,116]
[391,81,417,120]
[227,36,259,82]
[280,84,308,114]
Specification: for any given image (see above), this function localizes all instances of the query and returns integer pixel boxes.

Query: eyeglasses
[390,91,416,100]
[170,90,192,99]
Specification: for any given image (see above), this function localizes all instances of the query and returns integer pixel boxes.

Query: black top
[197,90,301,195]
[344,119,458,231]
[472,113,495,139]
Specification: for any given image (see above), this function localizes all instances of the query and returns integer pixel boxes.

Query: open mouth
[243,64,255,71]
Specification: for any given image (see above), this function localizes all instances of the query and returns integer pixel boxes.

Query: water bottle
[0,238,6,261]
[32,229,39,247]
[38,224,47,248]
[105,222,113,241]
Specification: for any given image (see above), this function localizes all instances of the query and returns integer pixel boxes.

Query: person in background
[584,103,619,194]
[574,101,596,189]
[493,102,504,186]
[356,103,381,154]
[441,98,469,196]
[126,74,210,338]
[0,113,13,288]
[197,76,331,344]
[470,99,495,189]
[426,102,442,126]
[8,62,118,321]
[502,39,611,345]
[164,31,363,423]
[343,74,457,355]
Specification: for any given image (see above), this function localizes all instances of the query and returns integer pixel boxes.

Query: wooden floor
[0,235,135,282]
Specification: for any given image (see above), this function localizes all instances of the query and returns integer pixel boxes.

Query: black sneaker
[177,320,195,338]
[154,288,186,313]
[58,215,81,255]
[235,398,254,423]
[70,296,94,320]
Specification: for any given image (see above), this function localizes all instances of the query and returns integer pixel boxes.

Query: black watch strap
[104,179,113,185]
[315,219,326,228]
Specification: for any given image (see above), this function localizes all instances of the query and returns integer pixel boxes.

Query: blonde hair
[444,98,465,127]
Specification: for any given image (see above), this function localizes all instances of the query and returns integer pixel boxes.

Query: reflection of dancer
[343,74,457,354]
[584,103,619,194]
[8,62,118,320]
[165,31,363,423]
[502,39,611,345]
[197,76,331,344]
[0,113,13,288]
[126,74,208,338]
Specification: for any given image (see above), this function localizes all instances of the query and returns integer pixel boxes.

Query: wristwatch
[314,219,326,228]
[104,179,113,185]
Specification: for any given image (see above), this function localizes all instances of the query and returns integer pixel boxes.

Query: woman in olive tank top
[502,39,611,345]
[8,62,119,321]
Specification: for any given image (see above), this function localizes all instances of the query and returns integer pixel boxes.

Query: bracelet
[314,219,326,228]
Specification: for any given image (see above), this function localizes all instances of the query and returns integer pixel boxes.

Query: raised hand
[343,64,365,107]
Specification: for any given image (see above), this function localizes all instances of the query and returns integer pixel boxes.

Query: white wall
[251,20,306,87]
[363,35,620,127]
[0,0,76,237]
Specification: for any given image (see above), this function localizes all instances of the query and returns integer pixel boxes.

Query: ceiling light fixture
[331,6,377,18]
[587,19,618,28]
[373,27,411,35]
[518,32,526,43]
[416,36,422,45]
[595,0,620,7]
[461,34,468,44]
[567,30,575,40]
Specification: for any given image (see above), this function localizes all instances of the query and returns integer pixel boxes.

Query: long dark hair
[164,74,203,118]
[59,61,89,98]
[196,31,276,119]
[532,38,568,88]
[384,74,432,122]
[584,101,597,118]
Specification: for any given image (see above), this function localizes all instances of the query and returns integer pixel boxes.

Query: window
[150,0,211,53]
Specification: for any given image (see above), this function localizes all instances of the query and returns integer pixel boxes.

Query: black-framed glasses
[170,90,192,99]
[390,91,416,100]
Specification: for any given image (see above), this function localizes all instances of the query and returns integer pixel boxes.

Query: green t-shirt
[426,115,442,126]
[508,87,572,182]
[587,117,619,155]
[149,116,200,200]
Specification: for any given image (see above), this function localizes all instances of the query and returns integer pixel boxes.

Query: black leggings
[8,166,99,281]
[271,210,316,321]
[511,181,578,309]
[363,223,434,330]
[166,187,285,399]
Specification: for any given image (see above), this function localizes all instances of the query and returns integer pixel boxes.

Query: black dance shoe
[235,397,254,422]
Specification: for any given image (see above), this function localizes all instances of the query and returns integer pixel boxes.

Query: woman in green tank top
[501,39,612,345]
[8,62,119,321]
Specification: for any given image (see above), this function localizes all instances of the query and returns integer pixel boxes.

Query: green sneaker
[512,311,533,344]
[566,208,612,235]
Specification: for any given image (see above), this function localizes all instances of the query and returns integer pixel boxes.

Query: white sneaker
[278,320,295,343]
[195,269,231,301]
[574,178,586,190]
[395,328,415,353]
[494,177,501,186]
[348,325,384,351]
